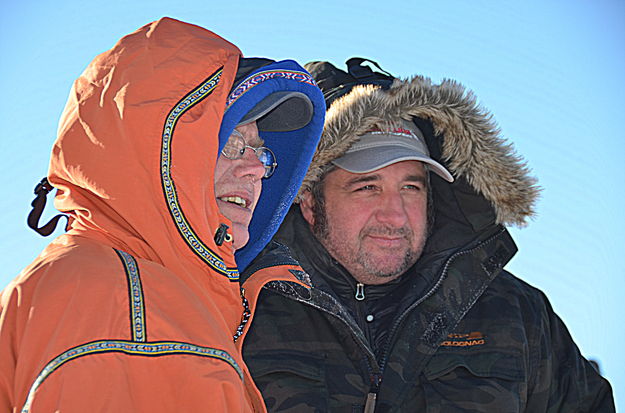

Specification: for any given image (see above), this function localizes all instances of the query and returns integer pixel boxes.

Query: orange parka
[0,18,324,412]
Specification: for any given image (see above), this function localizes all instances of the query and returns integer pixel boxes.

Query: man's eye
[404,184,422,191]
[355,185,376,192]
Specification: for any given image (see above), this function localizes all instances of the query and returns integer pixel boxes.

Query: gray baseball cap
[238,91,314,132]
[332,119,454,182]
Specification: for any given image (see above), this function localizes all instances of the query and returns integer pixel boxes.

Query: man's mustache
[361,225,413,239]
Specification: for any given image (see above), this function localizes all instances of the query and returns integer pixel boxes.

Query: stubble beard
[312,209,426,284]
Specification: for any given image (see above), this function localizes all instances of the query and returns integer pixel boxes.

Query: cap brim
[333,146,454,182]
[238,91,313,132]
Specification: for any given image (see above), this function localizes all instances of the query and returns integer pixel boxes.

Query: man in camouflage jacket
[240,59,615,412]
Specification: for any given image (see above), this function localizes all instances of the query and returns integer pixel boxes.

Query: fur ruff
[297,77,540,227]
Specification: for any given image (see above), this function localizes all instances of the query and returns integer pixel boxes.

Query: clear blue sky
[1,0,623,408]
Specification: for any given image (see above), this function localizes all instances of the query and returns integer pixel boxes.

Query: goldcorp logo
[440,331,486,347]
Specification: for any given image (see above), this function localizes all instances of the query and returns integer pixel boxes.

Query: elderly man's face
[301,161,429,285]
[214,121,266,250]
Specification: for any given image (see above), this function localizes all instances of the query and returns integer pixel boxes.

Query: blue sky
[1,0,623,408]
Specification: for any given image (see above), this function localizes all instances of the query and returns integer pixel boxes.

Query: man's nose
[375,191,409,226]
[235,148,266,180]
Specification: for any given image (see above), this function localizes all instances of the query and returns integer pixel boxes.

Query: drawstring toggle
[27,177,68,236]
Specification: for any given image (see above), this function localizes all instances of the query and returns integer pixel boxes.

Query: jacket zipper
[364,372,382,413]
[364,392,377,413]
[256,268,382,373]
[377,228,507,371]
[244,254,407,407]
[233,287,251,342]
[245,260,378,361]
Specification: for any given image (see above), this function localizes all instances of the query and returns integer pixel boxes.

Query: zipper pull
[355,283,365,301]
[364,392,377,413]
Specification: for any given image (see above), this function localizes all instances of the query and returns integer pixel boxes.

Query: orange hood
[47,17,324,281]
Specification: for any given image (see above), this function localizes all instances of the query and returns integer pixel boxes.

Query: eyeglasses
[221,129,277,178]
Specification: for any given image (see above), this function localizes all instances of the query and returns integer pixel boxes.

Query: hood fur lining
[297,77,540,227]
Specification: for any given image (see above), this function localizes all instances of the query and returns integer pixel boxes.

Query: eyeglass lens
[222,131,277,178]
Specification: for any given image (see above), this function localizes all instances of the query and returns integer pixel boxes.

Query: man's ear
[299,190,315,227]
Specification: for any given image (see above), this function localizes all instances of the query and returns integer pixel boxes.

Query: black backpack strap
[305,57,395,106]
[346,57,393,80]
[27,177,68,236]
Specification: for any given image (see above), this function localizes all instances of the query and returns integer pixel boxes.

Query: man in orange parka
[0,18,324,412]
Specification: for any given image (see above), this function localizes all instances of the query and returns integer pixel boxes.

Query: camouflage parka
[239,61,615,412]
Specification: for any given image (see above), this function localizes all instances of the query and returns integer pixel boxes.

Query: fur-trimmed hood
[298,75,540,227]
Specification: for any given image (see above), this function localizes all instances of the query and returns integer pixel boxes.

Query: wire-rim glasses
[221,129,277,178]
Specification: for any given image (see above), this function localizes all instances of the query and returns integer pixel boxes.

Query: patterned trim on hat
[160,67,239,281]
[114,249,146,342]
[21,340,243,412]
[226,70,316,109]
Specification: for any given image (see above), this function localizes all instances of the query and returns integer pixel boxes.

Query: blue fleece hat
[219,58,325,272]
